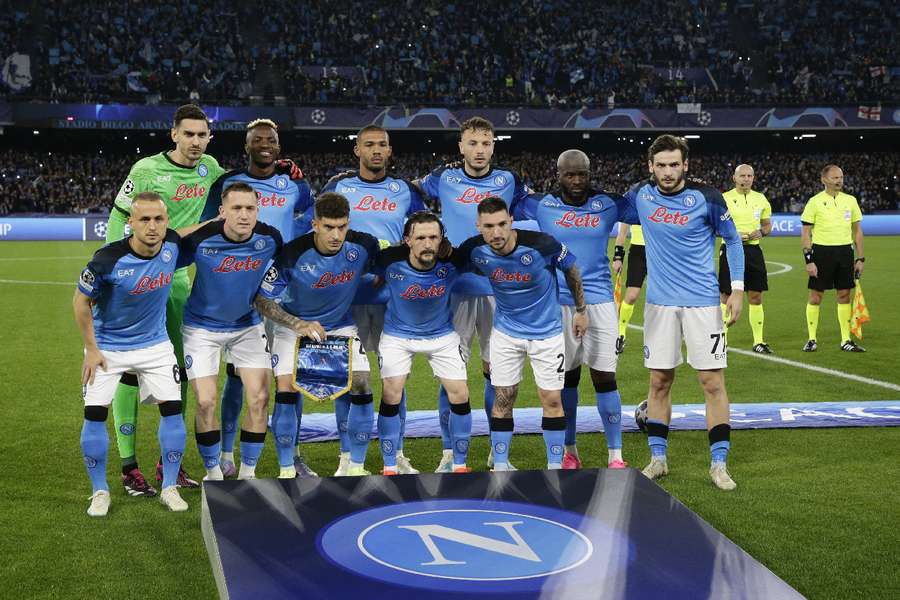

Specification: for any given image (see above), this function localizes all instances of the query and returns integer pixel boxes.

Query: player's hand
[295,320,326,342]
[740,232,750,242]
[747,229,763,241]
[275,159,304,181]
[725,292,743,327]
[573,310,588,338]
[437,238,453,260]
[82,347,107,386]
[805,262,818,278]
[854,260,865,279]
[611,258,623,274]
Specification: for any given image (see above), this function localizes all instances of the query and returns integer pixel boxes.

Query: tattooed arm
[563,264,588,338]
[253,295,326,341]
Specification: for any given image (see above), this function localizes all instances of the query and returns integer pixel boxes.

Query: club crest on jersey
[198,164,209,178]
[520,253,534,265]
[161,248,173,263]
[254,238,266,250]
[388,181,401,193]
[346,248,359,262]
[683,195,696,208]
[493,175,507,186]
[436,266,449,279]
[591,200,603,210]
[276,176,288,189]
[184,355,193,370]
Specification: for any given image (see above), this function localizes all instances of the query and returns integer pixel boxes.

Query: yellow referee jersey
[723,188,772,246]
[800,191,862,246]
[629,224,644,246]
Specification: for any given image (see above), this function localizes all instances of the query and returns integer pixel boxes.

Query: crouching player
[178,182,282,480]
[456,198,588,471]
[74,193,196,516]
[375,212,472,474]
[254,193,381,477]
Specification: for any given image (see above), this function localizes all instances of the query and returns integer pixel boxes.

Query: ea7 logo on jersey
[389,272,405,280]
[117,269,135,277]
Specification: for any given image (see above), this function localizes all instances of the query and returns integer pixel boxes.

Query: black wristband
[803,249,813,264]
[855,257,865,263]
[613,245,625,261]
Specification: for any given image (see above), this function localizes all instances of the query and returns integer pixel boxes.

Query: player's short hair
[477,197,508,216]
[173,104,209,128]
[132,191,164,205]
[315,192,350,220]
[821,164,842,177]
[222,182,257,203]
[460,116,494,138]
[647,134,689,163]
[356,124,388,139]
[247,118,278,132]
[403,210,444,238]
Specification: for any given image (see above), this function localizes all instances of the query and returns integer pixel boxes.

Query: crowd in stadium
[2,149,896,216]
[6,0,895,106]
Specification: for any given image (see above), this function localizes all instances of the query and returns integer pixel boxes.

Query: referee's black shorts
[719,244,768,294]
[625,245,647,288]
[808,243,854,291]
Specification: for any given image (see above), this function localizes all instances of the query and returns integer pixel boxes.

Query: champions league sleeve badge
[292,336,353,402]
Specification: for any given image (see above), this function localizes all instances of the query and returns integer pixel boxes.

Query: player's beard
[417,251,436,269]
[656,172,685,193]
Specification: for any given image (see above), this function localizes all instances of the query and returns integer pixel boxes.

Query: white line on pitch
[0,279,71,286]
[0,256,91,262]
[765,261,793,275]
[626,323,900,391]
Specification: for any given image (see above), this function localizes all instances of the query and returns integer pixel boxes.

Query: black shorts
[719,244,768,294]
[808,244,854,291]
[625,245,647,288]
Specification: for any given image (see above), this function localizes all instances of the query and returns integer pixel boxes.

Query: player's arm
[748,198,773,240]
[800,223,816,278]
[562,263,588,338]
[252,295,325,341]
[73,266,107,385]
[509,172,536,216]
[612,222,629,274]
[512,192,540,221]
[200,174,227,222]
[708,193,744,325]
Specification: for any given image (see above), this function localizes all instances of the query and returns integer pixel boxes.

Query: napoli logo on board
[315,499,626,594]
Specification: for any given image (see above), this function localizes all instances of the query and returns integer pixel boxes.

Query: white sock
[565,444,578,457]
[238,463,256,479]
[221,451,234,463]
[608,449,622,463]
[206,465,224,480]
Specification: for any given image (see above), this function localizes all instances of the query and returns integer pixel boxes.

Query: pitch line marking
[765,261,792,275]
[626,324,900,391]
[0,279,71,286]
[0,256,91,262]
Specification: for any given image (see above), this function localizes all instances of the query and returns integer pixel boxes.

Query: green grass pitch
[1,237,898,599]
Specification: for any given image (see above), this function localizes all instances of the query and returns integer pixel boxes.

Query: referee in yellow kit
[718,164,773,353]
[800,164,865,352]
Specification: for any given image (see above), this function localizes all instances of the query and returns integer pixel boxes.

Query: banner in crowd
[4,102,900,130]
[4,215,900,241]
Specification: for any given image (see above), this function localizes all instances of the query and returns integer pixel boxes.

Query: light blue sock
[561,387,579,446]
[450,403,473,466]
[437,385,452,450]
[334,396,351,453]
[81,419,109,493]
[543,428,566,468]
[158,414,186,488]
[240,430,265,468]
[711,441,730,465]
[272,392,298,468]
[220,372,243,453]
[348,394,374,465]
[490,430,513,466]
[377,405,401,469]
[196,436,221,471]
[596,389,623,450]
[398,389,407,452]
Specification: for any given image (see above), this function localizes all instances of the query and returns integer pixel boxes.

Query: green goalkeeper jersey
[112,151,225,229]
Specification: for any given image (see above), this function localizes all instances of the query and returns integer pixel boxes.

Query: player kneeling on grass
[375,212,472,474]
[178,183,283,481]
[254,193,382,477]
[74,193,207,516]
[455,199,588,471]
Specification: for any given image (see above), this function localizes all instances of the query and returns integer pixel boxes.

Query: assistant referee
[719,164,774,353]
[800,164,866,352]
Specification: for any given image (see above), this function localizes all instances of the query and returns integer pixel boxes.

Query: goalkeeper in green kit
[106,105,224,494]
